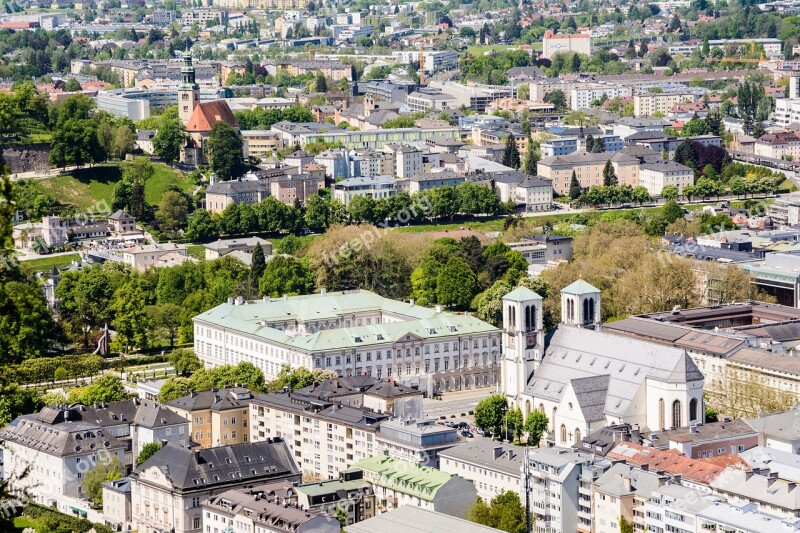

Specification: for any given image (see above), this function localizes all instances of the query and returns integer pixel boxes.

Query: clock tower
[178,50,200,124]
[501,286,544,410]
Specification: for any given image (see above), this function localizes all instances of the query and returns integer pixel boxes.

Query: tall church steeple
[501,286,545,409]
[178,50,200,124]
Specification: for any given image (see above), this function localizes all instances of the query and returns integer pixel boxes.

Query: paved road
[423,387,498,422]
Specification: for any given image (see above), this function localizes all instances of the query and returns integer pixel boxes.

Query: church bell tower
[178,49,200,124]
[501,287,544,408]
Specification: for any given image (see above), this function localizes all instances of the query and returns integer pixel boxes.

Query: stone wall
[0,143,52,174]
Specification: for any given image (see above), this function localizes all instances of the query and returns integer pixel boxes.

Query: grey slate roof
[438,439,523,476]
[167,386,254,412]
[570,375,610,422]
[206,179,269,195]
[133,439,299,490]
[345,506,505,533]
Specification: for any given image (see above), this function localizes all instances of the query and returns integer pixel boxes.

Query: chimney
[435,305,442,313]
[640,464,648,472]
[410,299,415,306]
[321,288,327,295]
[623,477,632,492]
[690,425,697,434]
[493,446,504,459]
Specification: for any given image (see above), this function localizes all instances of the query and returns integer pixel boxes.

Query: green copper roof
[503,286,542,302]
[561,279,600,295]
[352,456,455,501]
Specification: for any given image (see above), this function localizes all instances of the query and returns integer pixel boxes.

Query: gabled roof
[186,100,238,133]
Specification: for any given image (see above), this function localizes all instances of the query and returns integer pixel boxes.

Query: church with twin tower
[501,280,704,447]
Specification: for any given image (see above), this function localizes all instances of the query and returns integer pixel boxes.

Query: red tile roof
[186,100,239,133]
[607,442,728,485]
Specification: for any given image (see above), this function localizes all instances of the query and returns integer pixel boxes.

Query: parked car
[444,421,455,427]
[461,430,474,438]
[476,428,490,437]
[455,421,469,430]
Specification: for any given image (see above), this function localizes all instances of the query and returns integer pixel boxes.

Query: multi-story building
[202,482,341,533]
[350,149,395,178]
[524,446,612,533]
[242,130,282,160]
[541,134,624,158]
[407,90,458,113]
[334,176,397,206]
[166,387,253,449]
[384,144,423,179]
[644,419,759,459]
[754,131,800,160]
[131,440,300,533]
[293,376,423,417]
[294,471,376,526]
[439,440,523,502]
[542,30,591,59]
[768,192,800,226]
[392,50,459,75]
[352,455,477,518]
[102,477,132,530]
[634,93,696,117]
[180,8,226,26]
[514,176,554,212]
[427,81,514,113]
[248,389,387,480]
[315,149,350,180]
[401,171,466,194]
[508,235,573,265]
[119,243,190,272]
[538,151,641,194]
[268,60,354,82]
[592,463,666,533]
[375,418,458,468]
[204,180,270,214]
[638,159,694,196]
[270,121,460,150]
[203,236,273,261]
[570,85,632,110]
[193,290,501,395]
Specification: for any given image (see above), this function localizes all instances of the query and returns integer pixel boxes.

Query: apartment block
[439,440,523,502]
[634,93,696,117]
[166,387,253,449]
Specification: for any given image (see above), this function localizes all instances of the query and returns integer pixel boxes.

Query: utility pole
[524,444,531,533]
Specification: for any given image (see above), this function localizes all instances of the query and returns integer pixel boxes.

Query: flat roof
[345,506,504,533]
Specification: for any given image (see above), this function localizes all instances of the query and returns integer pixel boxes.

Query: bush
[23,502,113,533]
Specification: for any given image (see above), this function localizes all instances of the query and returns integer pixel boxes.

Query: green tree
[136,442,162,466]
[314,71,328,92]
[112,124,136,159]
[110,278,152,352]
[620,516,634,533]
[69,374,130,405]
[502,135,521,169]
[543,89,566,110]
[436,256,478,309]
[660,184,679,201]
[507,407,524,441]
[525,410,548,446]
[153,118,186,163]
[602,160,617,186]
[206,121,245,180]
[168,348,203,376]
[185,208,219,242]
[158,376,193,402]
[259,256,314,297]
[147,303,182,347]
[155,190,189,231]
[632,186,651,205]
[569,170,581,200]
[304,194,330,231]
[81,454,123,506]
[523,149,538,175]
[475,394,509,435]
[250,244,266,288]
[467,491,527,533]
[517,83,529,100]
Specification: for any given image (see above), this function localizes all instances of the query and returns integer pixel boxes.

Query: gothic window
[659,398,665,430]
[689,398,698,422]
[672,400,682,429]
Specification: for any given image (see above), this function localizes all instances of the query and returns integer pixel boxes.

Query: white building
[384,144,423,179]
[542,30,591,59]
[504,280,705,447]
[439,440,523,502]
[638,159,694,196]
[333,175,397,206]
[570,85,632,111]
[193,290,501,395]
[514,176,554,212]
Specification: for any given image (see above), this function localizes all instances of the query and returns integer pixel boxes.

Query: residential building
[514,176,554,212]
[166,387,253,449]
[644,419,759,458]
[769,192,800,226]
[334,176,397,206]
[542,30,591,59]
[204,179,270,214]
[570,85,632,110]
[538,151,641,194]
[102,477,132,531]
[267,172,325,206]
[345,506,506,533]
[634,93,696,117]
[375,419,458,468]
[203,237,272,261]
[638,159,694,196]
[270,121,460,150]
[315,149,351,180]
[352,455,478,518]
[242,130,282,160]
[710,465,800,519]
[407,90,458,113]
[350,149,394,178]
[248,389,387,479]
[508,235,573,265]
[427,81,514,113]
[754,131,800,160]
[524,446,612,533]
[439,440,523,502]
[131,440,300,533]
[193,290,502,395]
[392,50,459,75]
[384,144,423,179]
[96,90,150,121]
[401,171,466,194]
[592,463,666,533]
[293,376,423,417]
[746,410,800,453]
[120,243,190,272]
[294,470,376,526]
[107,209,137,235]
[202,482,340,533]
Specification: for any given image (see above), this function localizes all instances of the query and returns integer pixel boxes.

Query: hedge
[23,502,114,533]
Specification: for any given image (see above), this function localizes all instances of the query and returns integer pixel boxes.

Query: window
[672,400,682,429]
[658,398,665,430]
[689,398,698,422]
[193,517,201,528]
[560,425,567,443]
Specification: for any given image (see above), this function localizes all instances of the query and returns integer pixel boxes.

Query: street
[423,387,497,424]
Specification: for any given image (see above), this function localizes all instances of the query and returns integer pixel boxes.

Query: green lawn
[18,253,82,275]
[396,217,507,234]
[187,244,205,260]
[34,162,195,211]
[12,516,38,531]
[467,43,540,56]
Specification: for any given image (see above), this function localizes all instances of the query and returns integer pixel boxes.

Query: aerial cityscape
[6,0,800,531]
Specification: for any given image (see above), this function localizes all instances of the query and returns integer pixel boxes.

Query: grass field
[34,162,195,211]
[18,253,82,275]
[187,244,205,260]
[467,43,541,56]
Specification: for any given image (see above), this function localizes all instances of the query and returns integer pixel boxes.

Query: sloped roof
[561,279,599,295]
[607,442,726,484]
[186,100,238,132]
[570,375,610,422]
[503,286,543,302]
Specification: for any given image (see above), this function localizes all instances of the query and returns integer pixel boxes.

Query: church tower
[501,287,544,408]
[178,50,200,124]
[560,279,601,327]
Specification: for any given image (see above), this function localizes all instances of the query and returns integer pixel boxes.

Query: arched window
[672,400,682,428]
[560,424,567,443]
[539,403,545,414]
[588,298,595,323]
[525,306,531,330]
[574,428,581,445]
[530,306,537,331]
[511,306,516,329]
[658,398,665,430]
[689,398,698,422]
[551,407,557,431]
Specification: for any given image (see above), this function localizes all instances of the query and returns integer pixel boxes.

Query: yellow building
[166,387,253,448]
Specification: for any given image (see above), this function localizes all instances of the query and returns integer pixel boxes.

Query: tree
[569,170,581,200]
[523,150,538,176]
[661,184,679,201]
[259,256,314,297]
[502,134,521,169]
[168,348,203,376]
[153,118,185,163]
[475,394,509,435]
[517,83,529,101]
[632,186,651,205]
[620,516,634,533]
[267,364,338,391]
[64,78,83,92]
[507,407,524,441]
[662,200,684,223]
[82,454,123,506]
[543,89,566,110]
[314,71,328,93]
[206,121,245,180]
[112,124,136,159]
[136,442,162,466]
[68,374,129,405]
[158,376,193,402]
[467,491,527,533]
[525,410,549,446]
[304,194,330,231]
[155,190,189,232]
[250,244,266,288]
[602,160,617,186]
[147,304,182,347]
[186,208,219,242]
[436,257,478,309]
